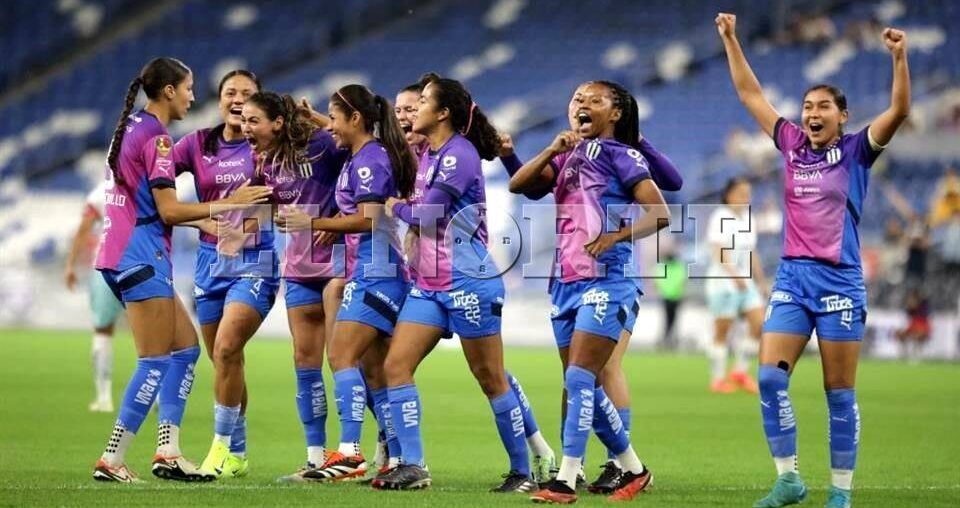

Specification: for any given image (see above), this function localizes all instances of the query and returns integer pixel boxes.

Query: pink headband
[337,90,357,113]
[461,102,477,135]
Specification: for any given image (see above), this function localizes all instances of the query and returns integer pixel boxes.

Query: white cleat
[89,400,114,413]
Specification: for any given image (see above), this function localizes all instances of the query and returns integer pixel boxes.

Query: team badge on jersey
[155,136,172,156]
[826,146,842,164]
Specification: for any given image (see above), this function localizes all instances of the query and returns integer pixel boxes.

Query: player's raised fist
[882,28,907,55]
[549,130,579,155]
[715,13,737,38]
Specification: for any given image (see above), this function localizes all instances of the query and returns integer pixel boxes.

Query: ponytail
[106,77,142,184]
[428,78,501,160]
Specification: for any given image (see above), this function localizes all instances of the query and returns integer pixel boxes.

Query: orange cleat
[530,480,577,504]
[728,370,760,394]
[608,467,653,502]
[710,379,737,393]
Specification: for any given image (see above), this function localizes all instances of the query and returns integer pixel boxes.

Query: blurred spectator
[929,168,960,227]
[725,127,778,175]
[877,217,907,288]
[895,288,930,364]
[777,12,837,46]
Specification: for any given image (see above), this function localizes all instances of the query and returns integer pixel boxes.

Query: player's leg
[708,287,737,393]
[729,286,765,393]
[506,369,555,486]
[286,298,329,475]
[589,329,632,494]
[361,339,396,473]
[88,272,122,412]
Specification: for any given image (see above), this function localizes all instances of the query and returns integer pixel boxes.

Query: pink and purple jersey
[172,128,266,246]
[335,141,405,280]
[774,119,881,266]
[95,109,176,271]
[550,138,651,283]
[258,129,348,280]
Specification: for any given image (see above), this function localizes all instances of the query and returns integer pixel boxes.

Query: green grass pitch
[0,328,957,506]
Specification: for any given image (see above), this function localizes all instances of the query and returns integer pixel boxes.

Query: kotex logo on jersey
[581,287,611,324]
[450,289,481,327]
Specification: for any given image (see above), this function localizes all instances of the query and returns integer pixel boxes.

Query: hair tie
[461,102,477,135]
[337,90,357,113]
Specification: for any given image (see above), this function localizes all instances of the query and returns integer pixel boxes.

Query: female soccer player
[372,78,537,493]
[172,69,276,478]
[507,80,683,494]
[275,84,417,481]
[92,57,271,483]
[705,177,766,394]
[240,91,349,481]
[717,12,910,508]
[509,81,670,503]
[65,180,124,413]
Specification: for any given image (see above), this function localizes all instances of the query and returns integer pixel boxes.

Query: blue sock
[507,371,539,437]
[562,366,596,459]
[490,389,530,476]
[388,384,423,467]
[826,389,859,472]
[371,388,400,459]
[758,365,798,461]
[117,355,170,433]
[593,387,629,456]
[295,368,327,447]
[230,415,247,455]
[214,403,241,437]
[366,385,387,444]
[608,407,631,460]
[157,345,200,426]
[333,367,365,445]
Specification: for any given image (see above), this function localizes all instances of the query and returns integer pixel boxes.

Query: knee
[383,354,413,386]
[326,348,356,373]
[293,341,322,368]
[471,363,506,398]
[213,339,244,368]
[758,364,789,392]
[823,375,855,391]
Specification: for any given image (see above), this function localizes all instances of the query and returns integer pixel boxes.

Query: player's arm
[638,135,683,192]
[868,28,911,147]
[153,182,272,225]
[716,13,780,138]
[509,131,577,196]
[64,209,98,290]
[586,180,671,258]
[300,98,330,129]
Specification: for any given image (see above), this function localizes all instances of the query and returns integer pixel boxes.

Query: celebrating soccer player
[717,12,910,508]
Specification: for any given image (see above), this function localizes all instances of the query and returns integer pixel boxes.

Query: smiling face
[568,83,620,139]
[241,102,281,152]
[412,83,444,135]
[395,90,426,146]
[219,74,259,131]
[802,87,847,149]
[327,102,362,151]
[168,72,194,121]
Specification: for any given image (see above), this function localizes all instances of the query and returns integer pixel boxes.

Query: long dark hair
[427,78,501,160]
[400,71,442,95]
[107,57,190,184]
[246,91,315,175]
[203,69,262,155]
[331,84,417,199]
[592,80,641,150]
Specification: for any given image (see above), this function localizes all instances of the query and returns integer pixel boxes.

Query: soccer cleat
[370,464,431,490]
[532,451,557,487]
[530,479,577,504]
[276,463,320,483]
[608,467,653,501]
[89,400,114,413]
[710,379,737,394]
[220,453,249,478]
[360,463,396,485]
[752,472,808,508]
[199,440,231,477]
[302,452,367,482]
[729,370,760,394]
[491,471,537,493]
[151,455,216,482]
[588,461,622,494]
[93,459,142,483]
[824,486,852,508]
[372,439,388,469]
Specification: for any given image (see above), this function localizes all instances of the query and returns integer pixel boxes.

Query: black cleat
[491,471,538,493]
[587,461,622,494]
[371,464,431,490]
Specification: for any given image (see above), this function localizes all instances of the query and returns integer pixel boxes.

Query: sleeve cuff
[772,117,786,150]
[149,178,176,190]
[433,182,462,199]
[866,126,887,152]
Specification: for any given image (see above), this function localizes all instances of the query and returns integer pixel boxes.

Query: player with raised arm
[92,57,271,483]
[717,12,910,508]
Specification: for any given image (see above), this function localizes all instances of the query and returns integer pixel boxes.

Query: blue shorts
[762,259,867,341]
[550,278,641,348]
[285,279,331,309]
[194,244,278,325]
[89,271,123,328]
[337,277,408,336]
[397,278,504,339]
[100,258,174,304]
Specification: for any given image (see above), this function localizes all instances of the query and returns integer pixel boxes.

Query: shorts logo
[409,286,423,298]
[840,309,853,330]
[770,291,793,303]
[820,294,854,313]
[193,286,205,297]
[341,281,358,309]
[550,305,560,318]
[450,290,481,327]
[581,287,610,324]
[249,278,264,299]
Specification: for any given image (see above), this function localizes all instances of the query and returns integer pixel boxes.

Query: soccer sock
[92,333,113,404]
[230,415,247,457]
[733,338,752,373]
[708,342,728,382]
[490,389,530,476]
[388,384,424,467]
[158,345,200,426]
[758,364,798,475]
[371,388,400,460]
[214,403,241,447]
[827,389,859,490]
[592,387,630,458]
[558,366,595,487]
[507,372,552,458]
[104,354,171,466]
[333,367,365,456]
[295,367,327,464]
[607,407,632,462]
